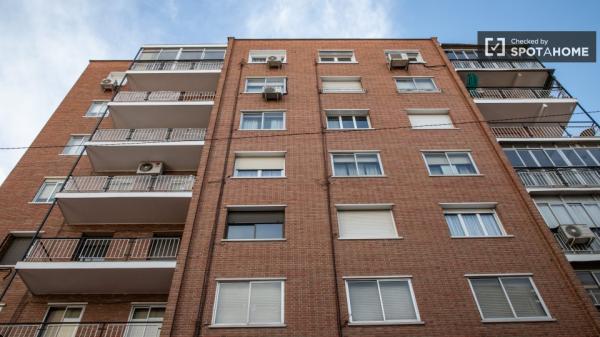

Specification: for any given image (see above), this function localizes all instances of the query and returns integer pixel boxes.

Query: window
[128,305,165,337]
[534,195,600,228]
[318,50,356,63]
[43,305,84,337]
[423,151,478,176]
[345,278,420,323]
[468,276,550,321]
[226,209,284,240]
[337,207,398,239]
[234,153,285,178]
[321,77,364,93]
[326,110,370,130]
[245,77,286,93]
[85,101,108,117]
[395,77,438,92]
[385,50,425,63]
[444,209,506,237]
[62,135,89,155]
[137,47,226,61]
[575,271,600,306]
[331,152,383,177]
[213,280,284,326]
[32,178,65,203]
[407,109,453,129]
[503,147,600,168]
[249,50,286,63]
[0,233,33,266]
[240,111,285,130]
[445,49,479,60]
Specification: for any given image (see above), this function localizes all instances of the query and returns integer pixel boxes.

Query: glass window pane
[157,50,178,60]
[414,78,435,90]
[517,150,539,167]
[333,154,358,176]
[379,280,417,320]
[227,225,255,239]
[327,116,341,129]
[149,307,165,319]
[550,204,575,224]
[462,214,485,236]
[502,278,547,318]
[577,271,598,286]
[261,170,283,177]
[448,153,476,174]
[568,204,594,226]
[545,149,568,166]
[236,170,259,177]
[64,308,82,319]
[583,204,600,226]
[480,214,502,236]
[255,224,283,239]
[179,50,203,60]
[249,282,282,323]
[215,282,249,324]
[530,150,553,167]
[396,79,416,90]
[445,214,465,237]
[204,49,226,60]
[241,113,262,129]
[536,203,559,228]
[575,149,599,166]
[263,112,284,130]
[425,153,452,175]
[341,116,354,129]
[355,116,369,128]
[131,308,150,319]
[470,278,514,319]
[504,149,525,167]
[561,149,584,166]
[588,148,600,164]
[356,154,382,176]
[347,280,384,322]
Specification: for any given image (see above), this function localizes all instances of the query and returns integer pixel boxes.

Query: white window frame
[503,146,600,168]
[43,304,86,323]
[128,303,166,322]
[320,76,364,94]
[239,111,286,131]
[406,109,454,129]
[422,151,480,176]
[336,205,399,240]
[61,134,90,156]
[394,77,439,93]
[330,152,385,177]
[443,209,508,238]
[137,47,226,61]
[344,277,421,325]
[534,195,600,228]
[575,270,600,306]
[385,50,425,63]
[244,77,287,94]
[318,50,357,63]
[31,178,66,204]
[84,100,109,118]
[233,152,286,179]
[445,49,479,60]
[248,50,287,63]
[211,279,285,327]
[325,110,372,130]
[467,274,552,322]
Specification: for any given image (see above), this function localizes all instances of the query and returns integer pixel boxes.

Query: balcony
[470,85,577,123]
[109,91,215,129]
[127,60,223,92]
[0,322,163,337]
[553,228,600,262]
[55,175,194,225]
[517,168,600,192]
[491,121,600,141]
[16,237,179,294]
[86,128,206,172]
[451,59,552,87]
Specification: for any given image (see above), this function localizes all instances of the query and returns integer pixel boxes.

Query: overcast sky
[0,0,599,183]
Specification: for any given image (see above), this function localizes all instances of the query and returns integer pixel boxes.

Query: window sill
[82,115,107,118]
[248,62,288,64]
[28,201,53,205]
[242,92,288,95]
[397,90,441,94]
[428,174,484,177]
[338,237,403,240]
[318,61,359,64]
[321,90,366,94]
[451,235,514,239]
[221,238,286,242]
[230,176,287,179]
[348,320,425,326]
[209,324,287,329]
[331,175,387,178]
[326,128,375,131]
[237,129,287,131]
[411,127,460,130]
[481,317,555,324]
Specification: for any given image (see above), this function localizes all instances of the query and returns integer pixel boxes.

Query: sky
[0,0,599,183]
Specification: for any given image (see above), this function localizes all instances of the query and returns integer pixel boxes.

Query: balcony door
[126,305,165,337]
[75,234,112,262]
[41,305,84,337]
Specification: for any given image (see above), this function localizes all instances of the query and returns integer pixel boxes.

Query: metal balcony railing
[553,228,600,255]
[0,322,163,337]
[517,168,600,188]
[113,90,215,102]
[469,87,572,100]
[130,59,224,71]
[90,128,206,143]
[451,59,545,70]
[61,175,195,193]
[490,122,600,139]
[24,237,180,262]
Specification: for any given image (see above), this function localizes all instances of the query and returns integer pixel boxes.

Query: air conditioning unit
[559,224,596,246]
[267,55,283,69]
[387,53,409,70]
[262,86,283,101]
[136,161,164,175]
[100,78,118,91]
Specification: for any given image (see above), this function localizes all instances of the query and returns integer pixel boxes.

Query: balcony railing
[517,168,600,188]
[90,128,206,143]
[130,59,224,71]
[113,90,215,102]
[0,322,162,337]
[553,228,600,255]
[469,87,572,100]
[24,237,179,262]
[491,122,600,139]
[451,59,545,70]
[62,175,195,193]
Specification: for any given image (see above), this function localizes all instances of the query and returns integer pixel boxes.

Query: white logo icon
[485,37,505,57]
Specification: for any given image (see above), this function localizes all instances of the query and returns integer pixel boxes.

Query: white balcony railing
[451,59,545,70]
[0,322,163,337]
[518,168,600,188]
[554,228,600,255]
[491,123,600,139]
[90,128,206,143]
[469,87,572,100]
[113,90,215,102]
[24,237,179,262]
[130,60,223,71]
[62,175,195,193]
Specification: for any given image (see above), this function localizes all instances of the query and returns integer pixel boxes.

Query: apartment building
[0,38,598,337]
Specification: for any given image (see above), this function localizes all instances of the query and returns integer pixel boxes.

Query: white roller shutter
[408,114,452,129]
[235,156,285,170]
[322,78,363,92]
[337,210,397,239]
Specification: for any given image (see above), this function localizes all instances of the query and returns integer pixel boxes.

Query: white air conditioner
[262,86,283,101]
[267,55,283,69]
[387,53,409,70]
[136,161,164,175]
[559,224,596,246]
[100,78,118,91]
